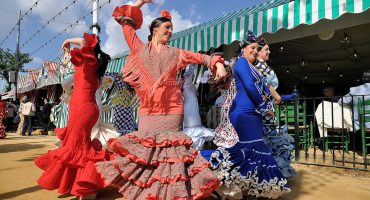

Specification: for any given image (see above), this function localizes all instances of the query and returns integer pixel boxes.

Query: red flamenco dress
[34,33,109,197]
[95,5,221,200]
[0,100,6,139]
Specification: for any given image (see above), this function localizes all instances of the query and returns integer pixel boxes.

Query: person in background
[5,100,17,132]
[39,98,52,135]
[0,96,6,139]
[338,71,370,132]
[323,86,335,98]
[182,64,215,150]
[21,97,36,136]
[255,36,295,178]
[16,96,27,135]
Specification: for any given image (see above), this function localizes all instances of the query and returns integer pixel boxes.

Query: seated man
[338,71,370,131]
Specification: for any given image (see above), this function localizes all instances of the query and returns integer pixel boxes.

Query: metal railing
[202,94,370,171]
[276,95,370,171]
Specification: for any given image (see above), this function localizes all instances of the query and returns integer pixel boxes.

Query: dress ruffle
[70,33,98,67]
[34,142,109,196]
[209,141,290,199]
[96,137,219,200]
[112,5,143,30]
[96,115,220,200]
[262,125,296,178]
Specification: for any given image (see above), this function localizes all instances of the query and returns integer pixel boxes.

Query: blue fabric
[204,57,290,199]
[281,94,297,101]
[254,60,296,178]
[230,57,267,114]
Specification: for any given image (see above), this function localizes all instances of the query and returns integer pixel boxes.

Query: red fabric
[113,4,224,116]
[34,33,110,197]
[112,5,143,30]
[126,134,193,148]
[0,101,6,139]
[108,139,199,167]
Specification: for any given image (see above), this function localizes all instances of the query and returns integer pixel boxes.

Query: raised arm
[234,58,266,110]
[112,1,150,51]
[61,38,86,50]
[177,50,226,81]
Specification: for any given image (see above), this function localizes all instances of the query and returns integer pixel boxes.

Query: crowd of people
[0,95,54,137]
[1,0,296,199]
[1,0,366,199]
[30,0,297,199]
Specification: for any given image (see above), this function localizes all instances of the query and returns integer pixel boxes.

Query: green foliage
[0,48,32,90]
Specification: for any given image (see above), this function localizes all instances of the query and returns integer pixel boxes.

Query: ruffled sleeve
[176,50,224,74]
[70,33,98,67]
[112,5,144,51]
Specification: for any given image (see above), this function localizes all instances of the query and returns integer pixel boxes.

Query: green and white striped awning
[106,50,130,73]
[169,0,370,51]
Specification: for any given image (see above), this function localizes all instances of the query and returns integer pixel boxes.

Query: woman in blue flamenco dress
[208,31,290,199]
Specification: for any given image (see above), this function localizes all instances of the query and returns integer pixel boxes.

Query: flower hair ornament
[239,30,257,48]
[160,10,172,20]
[257,36,267,47]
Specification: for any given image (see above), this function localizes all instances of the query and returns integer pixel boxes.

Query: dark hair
[363,71,370,83]
[208,57,237,93]
[257,36,267,48]
[148,17,172,41]
[94,42,111,80]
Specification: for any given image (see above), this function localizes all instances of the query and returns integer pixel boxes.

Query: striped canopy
[169,0,370,52]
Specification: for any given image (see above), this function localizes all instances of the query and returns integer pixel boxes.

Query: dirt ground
[1,133,370,200]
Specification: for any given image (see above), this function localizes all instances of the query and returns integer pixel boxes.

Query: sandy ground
[1,133,370,200]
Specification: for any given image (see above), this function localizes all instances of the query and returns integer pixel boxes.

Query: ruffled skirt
[209,140,290,199]
[96,114,220,200]
[34,127,110,197]
[262,124,296,178]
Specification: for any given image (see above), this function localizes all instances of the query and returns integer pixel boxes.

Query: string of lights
[30,0,112,57]
[20,0,80,49]
[0,0,43,46]
[46,0,94,62]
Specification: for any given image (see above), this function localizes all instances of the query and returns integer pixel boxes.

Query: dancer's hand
[61,38,85,51]
[214,62,227,81]
[134,0,153,8]
[61,39,71,51]
[266,111,275,118]
[274,95,282,104]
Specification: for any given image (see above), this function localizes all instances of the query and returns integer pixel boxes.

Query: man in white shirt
[338,71,370,132]
[21,98,36,136]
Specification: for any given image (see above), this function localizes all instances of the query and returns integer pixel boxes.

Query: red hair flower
[160,10,172,20]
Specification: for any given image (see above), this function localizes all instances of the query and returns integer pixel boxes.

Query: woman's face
[243,42,259,63]
[258,44,270,61]
[153,21,173,44]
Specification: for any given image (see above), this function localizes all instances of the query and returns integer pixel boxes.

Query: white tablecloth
[315,101,353,137]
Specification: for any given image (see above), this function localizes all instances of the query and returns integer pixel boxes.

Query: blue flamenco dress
[208,57,290,199]
[255,60,296,178]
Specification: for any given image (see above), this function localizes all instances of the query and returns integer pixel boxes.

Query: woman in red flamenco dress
[95,0,227,199]
[34,33,111,199]
[0,98,6,139]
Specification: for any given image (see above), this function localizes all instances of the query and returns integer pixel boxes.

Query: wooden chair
[276,100,312,149]
[358,98,370,155]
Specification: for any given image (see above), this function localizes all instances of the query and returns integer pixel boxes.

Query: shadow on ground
[0,186,41,199]
[0,143,46,153]
[17,154,43,162]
